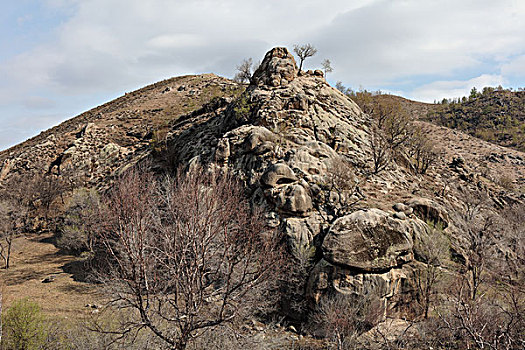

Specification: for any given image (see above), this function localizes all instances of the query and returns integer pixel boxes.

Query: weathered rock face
[322,209,418,272]
[307,258,415,320]
[406,197,449,228]
[167,47,371,250]
[251,47,298,87]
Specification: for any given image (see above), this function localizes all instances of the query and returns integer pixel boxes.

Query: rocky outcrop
[307,258,415,320]
[322,209,418,272]
[161,48,426,318]
[251,47,298,87]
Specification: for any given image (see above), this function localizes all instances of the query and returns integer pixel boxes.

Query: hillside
[1,48,524,349]
[0,74,243,188]
[426,89,525,151]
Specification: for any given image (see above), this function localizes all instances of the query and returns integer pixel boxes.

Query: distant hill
[426,89,525,151]
[0,74,243,188]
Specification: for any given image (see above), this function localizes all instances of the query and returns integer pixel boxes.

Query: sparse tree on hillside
[335,81,347,93]
[322,59,333,76]
[0,198,27,269]
[234,58,257,84]
[293,44,317,71]
[407,126,440,175]
[94,167,283,350]
[369,126,391,174]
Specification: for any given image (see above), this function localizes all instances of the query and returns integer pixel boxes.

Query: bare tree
[322,59,333,76]
[326,156,361,214]
[233,58,255,84]
[382,106,413,151]
[293,44,317,71]
[94,167,283,350]
[414,223,448,319]
[0,198,27,269]
[406,126,440,175]
[370,126,391,174]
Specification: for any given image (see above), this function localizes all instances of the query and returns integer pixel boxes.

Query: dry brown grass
[0,232,103,320]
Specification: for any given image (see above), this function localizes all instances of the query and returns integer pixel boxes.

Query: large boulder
[251,47,298,87]
[307,259,415,319]
[266,183,313,216]
[322,208,418,272]
[406,197,449,229]
[261,163,298,187]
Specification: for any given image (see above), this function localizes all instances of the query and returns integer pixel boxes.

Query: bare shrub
[406,126,440,174]
[57,188,101,255]
[413,222,449,319]
[439,277,524,350]
[435,202,525,349]
[94,166,284,350]
[310,293,382,350]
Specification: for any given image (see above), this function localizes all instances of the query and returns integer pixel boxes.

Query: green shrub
[2,299,47,350]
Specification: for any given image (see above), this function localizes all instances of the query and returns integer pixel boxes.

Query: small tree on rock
[322,59,333,76]
[293,44,317,71]
[234,58,255,84]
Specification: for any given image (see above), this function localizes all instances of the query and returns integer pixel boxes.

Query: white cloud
[147,34,207,49]
[307,0,525,87]
[4,0,523,97]
[501,54,525,79]
[23,96,56,110]
[1,0,525,150]
[408,74,507,103]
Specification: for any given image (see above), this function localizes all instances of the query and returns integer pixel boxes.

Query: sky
[1,0,524,151]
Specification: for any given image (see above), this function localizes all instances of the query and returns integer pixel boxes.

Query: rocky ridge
[157,48,463,319]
